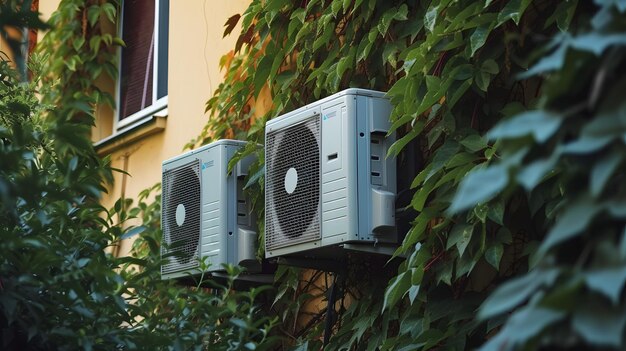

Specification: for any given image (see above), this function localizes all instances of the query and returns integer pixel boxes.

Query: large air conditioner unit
[265,89,397,258]
[161,140,259,280]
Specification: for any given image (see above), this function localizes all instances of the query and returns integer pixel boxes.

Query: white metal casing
[265,89,397,258]
[161,140,258,280]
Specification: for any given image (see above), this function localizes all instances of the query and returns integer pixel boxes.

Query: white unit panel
[161,139,259,280]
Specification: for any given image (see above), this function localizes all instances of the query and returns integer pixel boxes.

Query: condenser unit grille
[161,159,201,275]
[266,116,321,251]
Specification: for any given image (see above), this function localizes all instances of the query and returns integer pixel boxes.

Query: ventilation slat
[161,159,201,275]
[266,116,321,251]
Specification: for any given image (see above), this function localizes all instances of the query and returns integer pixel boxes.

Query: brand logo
[201,160,214,170]
[322,111,337,121]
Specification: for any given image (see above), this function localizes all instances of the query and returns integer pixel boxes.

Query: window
[116,0,169,130]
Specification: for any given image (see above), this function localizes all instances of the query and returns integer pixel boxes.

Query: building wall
[39,0,251,256]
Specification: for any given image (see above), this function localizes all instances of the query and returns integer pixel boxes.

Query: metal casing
[161,140,258,280]
[265,89,397,258]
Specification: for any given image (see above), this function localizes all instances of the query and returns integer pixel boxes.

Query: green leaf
[460,134,487,153]
[408,285,420,305]
[556,0,578,31]
[87,5,100,27]
[72,37,85,51]
[519,38,569,78]
[426,140,460,181]
[378,8,395,35]
[480,306,565,351]
[425,6,438,32]
[485,244,503,270]
[584,266,626,305]
[253,55,272,98]
[394,4,408,21]
[382,272,411,312]
[470,24,492,57]
[487,200,505,225]
[539,197,601,254]
[101,3,117,23]
[481,59,499,74]
[497,0,531,26]
[478,269,559,319]
[447,224,474,257]
[449,164,508,213]
[590,152,622,197]
[475,71,491,91]
[561,135,612,154]
[572,301,626,348]
[488,110,562,143]
[388,122,424,158]
[516,156,557,191]
[121,225,147,239]
[570,33,626,56]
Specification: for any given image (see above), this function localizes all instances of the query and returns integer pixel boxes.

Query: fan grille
[266,115,321,251]
[161,159,201,275]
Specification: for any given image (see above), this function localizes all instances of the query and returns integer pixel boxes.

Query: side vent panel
[161,159,201,275]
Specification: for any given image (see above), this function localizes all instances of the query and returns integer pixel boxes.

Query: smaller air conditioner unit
[161,140,259,280]
[265,89,398,259]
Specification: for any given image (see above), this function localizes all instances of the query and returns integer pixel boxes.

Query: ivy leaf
[496,0,531,26]
[470,24,492,57]
[449,164,508,213]
[584,266,626,305]
[475,71,491,92]
[394,4,408,21]
[487,199,505,225]
[570,33,626,56]
[459,134,487,152]
[425,140,459,181]
[223,14,241,38]
[485,244,503,270]
[425,6,438,32]
[101,3,116,23]
[253,55,272,98]
[478,269,559,319]
[572,301,626,348]
[556,0,578,31]
[382,272,411,312]
[447,224,474,257]
[481,59,499,74]
[539,197,601,255]
[560,135,612,154]
[408,285,420,305]
[121,225,146,239]
[516,156,557,191]
[590,152,622,197]
[480,306,565,351]
[519,38,569,78]
[87,5,100,27]
[487,110,562,143]
[378,9,395,35]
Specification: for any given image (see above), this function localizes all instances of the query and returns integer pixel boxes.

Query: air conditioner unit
[161,140,259,280]
[265,89,398,258]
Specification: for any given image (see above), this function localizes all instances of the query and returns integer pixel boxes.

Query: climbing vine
[1,1,278,349]
[194,0,626,350]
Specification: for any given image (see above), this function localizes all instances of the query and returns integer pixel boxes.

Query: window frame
[114,0,168,131]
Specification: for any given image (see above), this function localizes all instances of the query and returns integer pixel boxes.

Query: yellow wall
[109,0,250,256]
[39,0,250,256]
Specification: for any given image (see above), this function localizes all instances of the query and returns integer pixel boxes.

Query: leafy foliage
[451,2,626,349]
[0,1,277,350]
[194,0,626,350]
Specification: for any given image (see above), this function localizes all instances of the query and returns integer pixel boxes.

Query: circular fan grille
[162,160,201,269]
[266,116,321,250]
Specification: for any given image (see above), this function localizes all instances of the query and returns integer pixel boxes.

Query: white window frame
[114,0,168,131]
